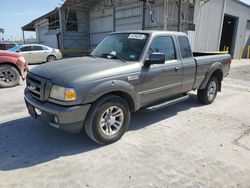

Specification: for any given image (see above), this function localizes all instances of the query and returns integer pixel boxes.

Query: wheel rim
[207,81,217,101]
[48,56,55,62]
[99,106,124,136]
[0,69,17,84]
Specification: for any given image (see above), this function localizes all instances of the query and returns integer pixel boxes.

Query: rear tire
[197,76,219,104]
[0,64,20,88]
[83,95,131,145]
[47,55,57,62]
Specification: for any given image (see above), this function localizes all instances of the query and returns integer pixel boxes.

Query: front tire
[197,76,219,104]
[83,95,131,144]
[0,64,20,88]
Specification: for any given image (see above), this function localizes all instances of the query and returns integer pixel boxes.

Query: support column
[22,30,25,44]
[178,0,181,31]
[59,7,64,49]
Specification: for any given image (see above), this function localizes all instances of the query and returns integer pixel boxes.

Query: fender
[199,62,224,90]
[83,80,140,111]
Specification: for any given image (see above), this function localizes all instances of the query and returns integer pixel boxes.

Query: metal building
[22,0,250,58]
[22,0,195,56]
[194,0,250,58]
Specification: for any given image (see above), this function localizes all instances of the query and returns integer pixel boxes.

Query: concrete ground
[0,60,250,188]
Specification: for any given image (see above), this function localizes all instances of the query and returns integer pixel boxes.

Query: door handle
[175,66,181,72]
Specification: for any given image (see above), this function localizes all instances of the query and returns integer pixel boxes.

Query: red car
[0,50,28,88]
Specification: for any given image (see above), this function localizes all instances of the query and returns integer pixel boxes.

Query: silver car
[9,44,62,64]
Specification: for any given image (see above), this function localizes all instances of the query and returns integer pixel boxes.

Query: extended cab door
[177,36,196,92]
[140,36,183,106]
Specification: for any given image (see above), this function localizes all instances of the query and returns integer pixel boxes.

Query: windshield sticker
[128,34,146,40]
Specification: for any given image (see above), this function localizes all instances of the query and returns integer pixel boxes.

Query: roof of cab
[110,30,187,36]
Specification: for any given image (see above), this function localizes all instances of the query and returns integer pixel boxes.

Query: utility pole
[178,0,181,31]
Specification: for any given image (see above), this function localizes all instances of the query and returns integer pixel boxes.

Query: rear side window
[148,36,176,61]
[178,36,192,58]
[32,46,44,51]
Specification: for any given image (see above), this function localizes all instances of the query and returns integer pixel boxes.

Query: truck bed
[192,52,231,90]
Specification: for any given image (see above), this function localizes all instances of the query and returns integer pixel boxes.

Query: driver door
[140,36,183,106]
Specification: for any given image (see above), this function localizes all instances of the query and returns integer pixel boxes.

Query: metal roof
[61,0,104,10]
[22,8,59,31]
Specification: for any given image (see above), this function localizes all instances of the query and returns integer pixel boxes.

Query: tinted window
[178,36,192,58]
[32,46,44,51]
[148,36,176,61]
[20,46,32,52]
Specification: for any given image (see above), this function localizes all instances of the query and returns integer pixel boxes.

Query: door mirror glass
[145,53,165,66]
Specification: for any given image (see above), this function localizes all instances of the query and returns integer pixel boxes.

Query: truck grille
[26,73,52,101]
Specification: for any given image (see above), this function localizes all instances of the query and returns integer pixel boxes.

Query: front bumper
[24,92,91,133]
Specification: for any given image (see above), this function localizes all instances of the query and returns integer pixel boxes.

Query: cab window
[148,36,176,61]
[178,36,192,58]
[32,46,44,51]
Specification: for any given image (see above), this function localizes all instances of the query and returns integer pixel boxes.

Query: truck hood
[0,50,20,58]
[30,57,139,86]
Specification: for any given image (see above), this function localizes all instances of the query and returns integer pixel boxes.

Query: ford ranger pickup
[24,31,231,144]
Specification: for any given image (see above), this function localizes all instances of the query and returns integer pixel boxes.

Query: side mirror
[144,53,165,66]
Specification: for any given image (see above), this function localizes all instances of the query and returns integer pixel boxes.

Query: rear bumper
[24,92,91,133]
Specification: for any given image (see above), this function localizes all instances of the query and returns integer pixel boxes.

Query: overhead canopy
[22,8,59,31]
[61,0,112,10]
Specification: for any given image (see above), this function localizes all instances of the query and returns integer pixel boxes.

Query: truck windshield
[91,33,149,62]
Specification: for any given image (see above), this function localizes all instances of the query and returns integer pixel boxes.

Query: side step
[144,94,190,111]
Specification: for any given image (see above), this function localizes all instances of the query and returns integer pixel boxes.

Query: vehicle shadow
[129,94,202,131]
[0,94,202,171]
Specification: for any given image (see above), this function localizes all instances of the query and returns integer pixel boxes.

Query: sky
[0,0,62,41]
[0,0,250,41]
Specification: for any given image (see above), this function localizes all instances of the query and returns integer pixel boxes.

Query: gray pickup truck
[24,31,231,144]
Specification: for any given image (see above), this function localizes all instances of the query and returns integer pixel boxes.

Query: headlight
[50,85,76,101]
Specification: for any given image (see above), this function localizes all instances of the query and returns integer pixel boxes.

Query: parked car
[0,43,17,50]
[24,31,231,144]
[9,44,62,64]
[0,50,28,88]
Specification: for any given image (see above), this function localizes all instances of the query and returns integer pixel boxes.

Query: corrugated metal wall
[88,0,195,49]
[89,0,113,48]
[114,0,143,31]
[57,0,195,55]
[34,20,58,49]
[144,0,164,30]
[61,7,89,52]
[193,0,225,52]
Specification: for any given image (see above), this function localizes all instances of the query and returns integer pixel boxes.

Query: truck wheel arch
[199,62,223,90]
[83,80,140,112]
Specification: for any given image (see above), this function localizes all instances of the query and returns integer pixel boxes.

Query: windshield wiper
[101,53,126,62]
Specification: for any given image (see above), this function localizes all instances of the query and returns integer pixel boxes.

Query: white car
[9,44,62,64]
